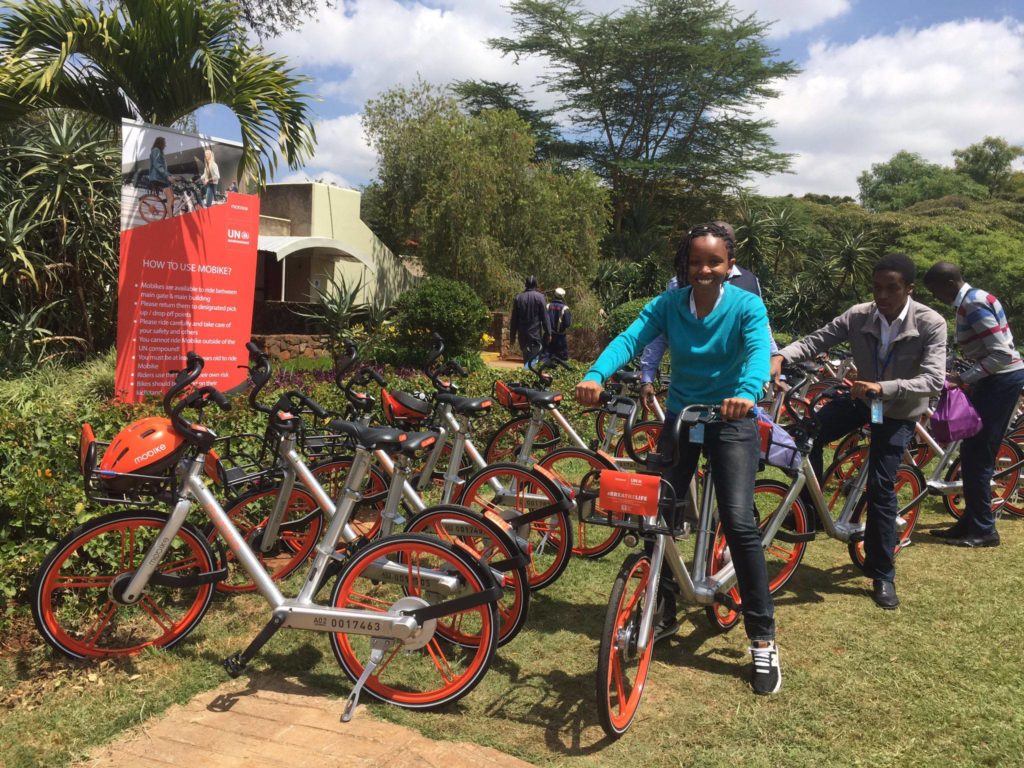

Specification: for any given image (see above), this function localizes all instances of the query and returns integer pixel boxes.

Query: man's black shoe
[930,525,968,539]
[950,531,1001,548]
[871,579,900,609]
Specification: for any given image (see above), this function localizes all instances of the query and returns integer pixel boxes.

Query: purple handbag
[929,382,983,444]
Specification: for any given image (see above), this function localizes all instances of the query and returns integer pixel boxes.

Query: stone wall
[251,333,330,361]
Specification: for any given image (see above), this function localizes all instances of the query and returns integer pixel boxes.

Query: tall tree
[952,136,1024,196]
[0,0,317,185]
[487,0,798,232]
[230,0,333,39]
[362,81,609,306]
[452,79,581,161]
[857,151,989,212]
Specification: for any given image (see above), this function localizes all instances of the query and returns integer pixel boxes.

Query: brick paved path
[74,673,533,768]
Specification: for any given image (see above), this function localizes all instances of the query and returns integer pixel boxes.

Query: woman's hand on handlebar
[720,396,754,421]
[575,380,603,407]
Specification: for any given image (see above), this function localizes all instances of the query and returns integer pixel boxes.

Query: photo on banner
[115,119,258,403]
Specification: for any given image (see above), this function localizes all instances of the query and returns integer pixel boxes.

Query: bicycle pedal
[223,653,247,678]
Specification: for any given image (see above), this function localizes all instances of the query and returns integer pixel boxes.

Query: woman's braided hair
[674,222,736,287]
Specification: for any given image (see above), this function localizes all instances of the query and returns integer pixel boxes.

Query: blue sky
[197,1,1024,198]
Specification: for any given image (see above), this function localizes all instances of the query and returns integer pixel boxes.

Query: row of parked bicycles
[29,338,1024,736]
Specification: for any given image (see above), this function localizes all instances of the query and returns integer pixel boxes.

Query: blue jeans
[961,369,1024,535]
[656,414,774,641]
[204,182,217,207]
[810,398,914,582]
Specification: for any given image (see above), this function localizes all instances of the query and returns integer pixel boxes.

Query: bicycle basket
[381,388,431,426]
[494,380,530,411]
[576,468,684,536]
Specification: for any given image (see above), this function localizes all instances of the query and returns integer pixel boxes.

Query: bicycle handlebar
[163,352,231,450]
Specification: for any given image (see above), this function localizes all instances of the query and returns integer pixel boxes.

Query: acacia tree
[0,0,317,185]
[952,136,1024,196]
[362,81,608,307]
[486,0,798,233]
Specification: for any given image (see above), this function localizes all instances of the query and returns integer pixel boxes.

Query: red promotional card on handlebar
[598,470,661,519]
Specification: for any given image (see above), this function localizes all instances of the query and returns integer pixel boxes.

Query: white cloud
[275,113,376,187]
[755,18,1024,198]
[269,0,551,112]
[734,0,850,37]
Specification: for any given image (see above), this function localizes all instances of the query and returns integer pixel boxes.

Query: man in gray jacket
[769,253,946,610]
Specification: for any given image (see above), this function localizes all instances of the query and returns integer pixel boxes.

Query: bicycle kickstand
[341,637,389,723]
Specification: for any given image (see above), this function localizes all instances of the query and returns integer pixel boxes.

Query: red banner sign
[114,195,259,402]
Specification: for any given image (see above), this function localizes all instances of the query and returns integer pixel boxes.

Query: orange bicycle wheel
[597,553,654,739]
[329,534,498,709]
[31,511,216,659]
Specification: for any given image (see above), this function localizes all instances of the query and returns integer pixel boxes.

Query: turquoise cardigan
[585,284,770,412]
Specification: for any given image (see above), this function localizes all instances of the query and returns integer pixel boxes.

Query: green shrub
[603,296,655,337]
[382,277,491,366]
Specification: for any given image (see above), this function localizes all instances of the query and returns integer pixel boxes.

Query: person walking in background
[545,287,572,361]
[201,148,220,207]
[770,253,946,609]
[148,136,173,218]
[924,262,1024,548]
[509,275,551,366]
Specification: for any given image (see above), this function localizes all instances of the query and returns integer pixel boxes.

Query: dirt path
[73,672,533,768]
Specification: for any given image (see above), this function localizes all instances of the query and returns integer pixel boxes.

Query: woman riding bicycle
[575,222,781,695]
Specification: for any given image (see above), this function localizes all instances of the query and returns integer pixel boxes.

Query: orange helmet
[99,416,187,490]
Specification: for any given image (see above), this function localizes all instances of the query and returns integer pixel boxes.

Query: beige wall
[260,183,418,307]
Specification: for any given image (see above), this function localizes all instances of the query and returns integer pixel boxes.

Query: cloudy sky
[197,0,1024,199]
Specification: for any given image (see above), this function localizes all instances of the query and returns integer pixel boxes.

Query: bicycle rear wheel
[138,194,166,222]
[704,480,809,632]
[310,457,391,540]
[31,510,217,659]
[212,484,322,593]
[847,463,925,570]
[941,438,1024,519]
[405,505,529,646]
[329,534,498,710]
[483,416,560,464]
[597,553,654,739]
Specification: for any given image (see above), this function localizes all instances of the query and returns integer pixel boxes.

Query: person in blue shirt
[575,222,780,695]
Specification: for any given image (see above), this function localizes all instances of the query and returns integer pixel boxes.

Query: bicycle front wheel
[597,553,654,739]
[31,510,217,659]
[138,194,166,222]
[329,534,498,710]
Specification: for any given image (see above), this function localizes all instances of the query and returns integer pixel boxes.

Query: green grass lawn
[3,497,1023,768]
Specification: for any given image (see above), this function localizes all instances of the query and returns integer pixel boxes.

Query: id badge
[870,398,884,425]
[689,423,705,444]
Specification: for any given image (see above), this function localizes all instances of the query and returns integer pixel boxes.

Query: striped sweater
[954,283,1024,384]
